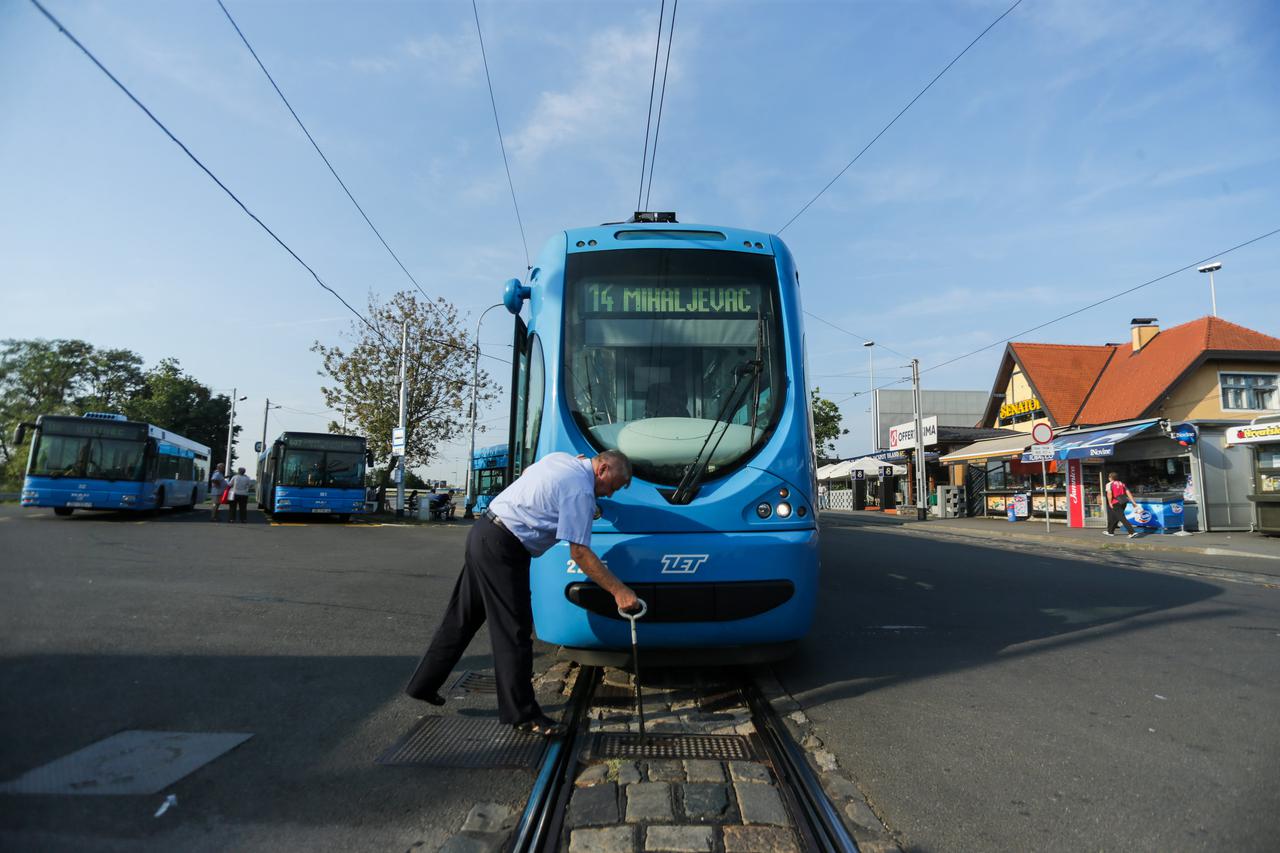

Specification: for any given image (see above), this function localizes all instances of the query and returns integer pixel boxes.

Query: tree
[312,291,494,473]
[124,359,237,466]
[811,387,848,461]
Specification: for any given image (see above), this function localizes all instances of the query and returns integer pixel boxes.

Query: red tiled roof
[1077,316,1280,424]
[1008,342,1115,424]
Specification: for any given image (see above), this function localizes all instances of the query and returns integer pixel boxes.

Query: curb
[824,515,1280,563]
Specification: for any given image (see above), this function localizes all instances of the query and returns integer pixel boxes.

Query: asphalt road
[0,504,559,851]
[785,520,1280,852]
[5,503,1279,852]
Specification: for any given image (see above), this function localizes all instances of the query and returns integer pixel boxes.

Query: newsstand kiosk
[1226,415,1280,536]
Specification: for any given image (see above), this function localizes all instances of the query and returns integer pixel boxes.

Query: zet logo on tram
[660,554,709,574]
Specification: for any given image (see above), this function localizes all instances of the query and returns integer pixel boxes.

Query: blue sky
[2,0,1278,480]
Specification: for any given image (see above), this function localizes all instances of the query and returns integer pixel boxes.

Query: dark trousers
[228,495,248,522]
[1106,501,1134,534]
[405,516,539,724]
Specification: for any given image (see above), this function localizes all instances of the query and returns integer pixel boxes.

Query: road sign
[1031,422,1053,444]
[879,466,894,478]
[392,427,406,454]
[1023,445,1055,463]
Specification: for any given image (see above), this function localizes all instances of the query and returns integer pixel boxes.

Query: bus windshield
[563,248,785,485]
[281,448,365,488]
[30,433,147,481]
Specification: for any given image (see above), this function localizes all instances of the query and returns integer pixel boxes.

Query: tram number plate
[311,508,331,513]
[67,502,93,508]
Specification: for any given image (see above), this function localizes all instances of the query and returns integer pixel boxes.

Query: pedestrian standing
[1103,471,1138,538]
[405,449,638,736]
[227,467,254,524]
[209,463,227,522]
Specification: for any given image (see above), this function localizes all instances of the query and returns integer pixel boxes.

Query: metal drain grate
[451,670,498,693]
[376,716,544,769]
[591,683,637,709]
[589,733,755,761]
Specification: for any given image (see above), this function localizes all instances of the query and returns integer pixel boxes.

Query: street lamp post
[863,341,877,450]
[1198,261,1222,317]
[224,389,247,473]
[464,303,505,519]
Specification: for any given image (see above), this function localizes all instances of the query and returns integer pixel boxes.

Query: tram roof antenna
[627,211,679,223]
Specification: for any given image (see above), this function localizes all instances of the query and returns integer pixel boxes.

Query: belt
[483,509,507,531]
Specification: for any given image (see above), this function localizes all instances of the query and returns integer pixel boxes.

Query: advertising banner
[888,415,938,452]
[1066,458,1084,527]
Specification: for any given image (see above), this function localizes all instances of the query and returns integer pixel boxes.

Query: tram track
[509,665,860,852]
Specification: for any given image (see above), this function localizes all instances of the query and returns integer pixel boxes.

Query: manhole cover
[377,716,544,769]
[451,671,498,693]
[589,733,754,761]
[0,731,253,796]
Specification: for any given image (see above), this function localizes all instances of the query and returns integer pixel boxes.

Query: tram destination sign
[284,435,363,452]
[583,283,759,316]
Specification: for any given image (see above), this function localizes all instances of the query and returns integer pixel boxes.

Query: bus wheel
[153,487,165,515]
[338,514,351,523]
[182,488,197,511]
[54,507,73,517]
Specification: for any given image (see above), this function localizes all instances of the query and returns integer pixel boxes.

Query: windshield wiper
[670,359,762,505]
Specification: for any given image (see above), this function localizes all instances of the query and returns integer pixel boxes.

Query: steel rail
[743,680,860,852]
[508,665,600,853]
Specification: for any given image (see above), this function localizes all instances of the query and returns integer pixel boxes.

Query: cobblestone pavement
[432,662,902,852]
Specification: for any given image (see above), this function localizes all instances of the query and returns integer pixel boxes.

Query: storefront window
[1258,448,1280,494]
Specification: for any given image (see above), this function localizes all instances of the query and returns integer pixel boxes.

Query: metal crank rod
[618,598,648,740]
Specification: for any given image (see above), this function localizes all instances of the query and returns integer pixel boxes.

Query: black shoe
[422,692,445,706]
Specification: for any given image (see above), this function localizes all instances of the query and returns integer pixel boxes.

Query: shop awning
[1020,419,1160,462]
[939,433,1032,464]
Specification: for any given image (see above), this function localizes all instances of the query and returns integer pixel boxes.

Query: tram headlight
[756,502,772,519]
[778,487,789,499]
[776,502,792,518]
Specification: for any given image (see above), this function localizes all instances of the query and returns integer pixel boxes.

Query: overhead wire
[471,0,531,271]
[804,311,910,360]
[777,0,1026,234]
[26,0,389,346]
[216,0,450,324]
[635,0,666,213]
[643,0,678,212]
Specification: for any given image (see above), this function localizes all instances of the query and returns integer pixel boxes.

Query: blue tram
[256,431,370,521]
[470,443,509,515]
[502,214,818,664]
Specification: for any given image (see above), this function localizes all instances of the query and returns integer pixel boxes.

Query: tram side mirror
[12,422,35,445]
[503,277,531,315]
[254,441,263,454]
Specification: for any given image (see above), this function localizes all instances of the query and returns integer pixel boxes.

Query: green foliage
[811,387,848,459]
[1,339,233,484]
[312,291,495,468]
[123,359,237,466]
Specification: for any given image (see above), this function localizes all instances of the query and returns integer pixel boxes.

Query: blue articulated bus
[15,413,210,516]
[470,443,509,515]
[502,214,819,664]
[256,431,370,521]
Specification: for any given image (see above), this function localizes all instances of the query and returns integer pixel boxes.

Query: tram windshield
[563,248,785,485]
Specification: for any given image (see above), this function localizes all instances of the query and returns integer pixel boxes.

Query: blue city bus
[470,443,509,515]
[502,214,818,664]
[256,431,370,521]
[15,413,210,516]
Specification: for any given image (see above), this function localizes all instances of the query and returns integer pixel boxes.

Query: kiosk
[1226,416,1280,536]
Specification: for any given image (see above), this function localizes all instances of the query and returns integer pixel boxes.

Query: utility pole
[911,358,928,522]
[260,398,271,451]
[464,304,504,518]
[864,341,877,450]
[224,388,241,473]
[396,320,408,518]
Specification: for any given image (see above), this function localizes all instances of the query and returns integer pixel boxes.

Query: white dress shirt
[487,452,595,557]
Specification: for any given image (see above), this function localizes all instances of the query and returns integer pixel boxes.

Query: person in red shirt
[1103,471,1138,538]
